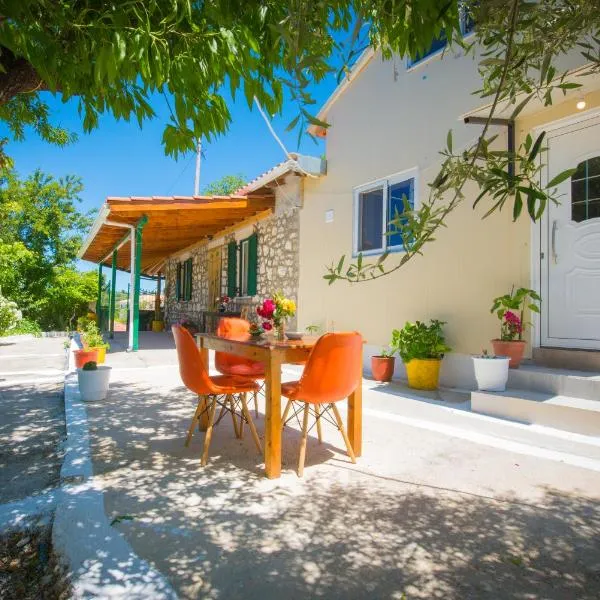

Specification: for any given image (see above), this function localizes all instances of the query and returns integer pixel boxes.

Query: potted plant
[472,349,510,392]
[392,320,451,390]
[73,347,98,369]
[81,321,110,364]
[490,287,541,368]
[77,360,112,402]
[371,347,396,383]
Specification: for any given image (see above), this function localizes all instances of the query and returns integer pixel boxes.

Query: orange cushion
[281,380,300,399]
[210,375,260,394]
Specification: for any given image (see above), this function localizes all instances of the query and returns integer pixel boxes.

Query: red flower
[262,321,273,331]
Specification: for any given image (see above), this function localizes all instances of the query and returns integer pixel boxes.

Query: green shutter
[176,263,181,300]
[227,241,237,297]
[185,258,193,300]
[247,233,258,296]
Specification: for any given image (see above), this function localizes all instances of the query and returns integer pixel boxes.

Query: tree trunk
[0,48,48,105]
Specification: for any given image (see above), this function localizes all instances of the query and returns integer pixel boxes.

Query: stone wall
[164,174,301,330]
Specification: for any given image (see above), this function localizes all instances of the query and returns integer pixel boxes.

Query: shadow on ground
[82,376,600,600]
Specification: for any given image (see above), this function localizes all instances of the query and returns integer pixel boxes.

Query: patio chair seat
[281,332,363,476]
[172,324,262,467]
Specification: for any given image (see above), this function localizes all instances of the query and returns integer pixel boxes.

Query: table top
[196,332,319,350]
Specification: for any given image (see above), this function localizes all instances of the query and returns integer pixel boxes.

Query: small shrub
[392,320,451,363]
[9,318,42,337]
[0,291,22,335]
[82,361,97,371]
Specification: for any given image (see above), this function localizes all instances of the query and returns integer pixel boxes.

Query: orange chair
[172,325,262,466]
[281,332,362,476]
[215,317,266,417]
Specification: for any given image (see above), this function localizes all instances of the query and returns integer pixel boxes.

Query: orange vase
[491,339,526,369]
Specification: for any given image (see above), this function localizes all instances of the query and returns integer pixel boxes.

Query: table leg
[264,352,282,479]
[198,344,210,431]
[347,350,363,456]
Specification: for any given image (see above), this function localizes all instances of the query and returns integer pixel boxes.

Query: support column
[109,249,117,339]
[130,216,147,351]
[96,263,103,330]
[154,273,162,323]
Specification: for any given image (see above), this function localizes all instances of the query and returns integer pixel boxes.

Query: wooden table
[195,334,363,479]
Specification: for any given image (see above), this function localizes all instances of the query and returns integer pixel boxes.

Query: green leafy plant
[9,318,42,337]
[377,347,395,359]
[305,324,320,335]
[82,321,109,350]
[82,361,97,371]
[490,287,541,341]
[391,320,451,363]
[0,289,22,335]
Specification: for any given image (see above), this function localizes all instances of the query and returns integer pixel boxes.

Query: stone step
[471,388,600,437]
[533,347,600,372]
[508,364,600,401]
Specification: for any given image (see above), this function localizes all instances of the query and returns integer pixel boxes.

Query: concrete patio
[83,332,600,599]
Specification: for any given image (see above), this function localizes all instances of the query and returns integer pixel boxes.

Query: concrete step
[533,347,600,372]
[471,388,600,437]
[508,364,600,401]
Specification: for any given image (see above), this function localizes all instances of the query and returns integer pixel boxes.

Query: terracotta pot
[405,358,442,390]
[74,348,99,369]
[371,356,395,382]
[491,339,526,369]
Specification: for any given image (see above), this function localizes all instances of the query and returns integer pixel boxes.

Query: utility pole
[194,138,202,196]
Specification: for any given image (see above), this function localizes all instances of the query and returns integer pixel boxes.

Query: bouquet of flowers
[256,292,296,338]
[218,295,231,312]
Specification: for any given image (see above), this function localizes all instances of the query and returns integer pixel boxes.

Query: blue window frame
[354,169,418,256]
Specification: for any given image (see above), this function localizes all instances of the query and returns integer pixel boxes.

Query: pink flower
[262,321,272,331]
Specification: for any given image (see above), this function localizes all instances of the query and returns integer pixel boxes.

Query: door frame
[530,107,600,349]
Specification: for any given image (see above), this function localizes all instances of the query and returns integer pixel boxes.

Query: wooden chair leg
[239,394,245,439]
[185,396,205,447]
[282,399,293,426]
[201,397,218,466]
[330,403,356,463]
[229,394,241,438]
[241,393,262,454]
[297,403,310,477]
[315,404,322,443]
[253,390,259,419]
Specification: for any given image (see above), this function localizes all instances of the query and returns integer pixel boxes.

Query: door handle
[551,220,558,264]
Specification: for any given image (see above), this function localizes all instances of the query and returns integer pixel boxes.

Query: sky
[3,73,340,291]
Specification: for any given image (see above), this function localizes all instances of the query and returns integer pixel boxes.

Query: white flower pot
[77,366,112,402]
[472,356,510,392]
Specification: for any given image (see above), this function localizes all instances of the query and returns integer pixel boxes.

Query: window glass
[239,239,249,296]
[388,179,414,247]
[571,157,600,222]
[358,188,384,251]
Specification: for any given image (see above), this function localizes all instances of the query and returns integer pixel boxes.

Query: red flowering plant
[256,293,296,332]
[491,287,541,341]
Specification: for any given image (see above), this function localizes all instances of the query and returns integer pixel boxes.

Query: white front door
[542,114,600,349]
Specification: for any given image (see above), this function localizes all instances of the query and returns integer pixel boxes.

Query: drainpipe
[132,216,148,351]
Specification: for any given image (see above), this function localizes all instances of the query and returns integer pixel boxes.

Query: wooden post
[154,273,162,321]
[96,263,103,330]
[132,215,147,351]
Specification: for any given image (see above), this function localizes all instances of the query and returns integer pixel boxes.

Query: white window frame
[353,167,419,257]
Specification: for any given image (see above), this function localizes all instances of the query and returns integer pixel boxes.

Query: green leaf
[513,190,523,221]
[528,131,546,163]
[548,168,577,188]
[446,129,453,153]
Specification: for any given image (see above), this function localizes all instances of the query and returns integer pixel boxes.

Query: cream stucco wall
[298,49,533,385]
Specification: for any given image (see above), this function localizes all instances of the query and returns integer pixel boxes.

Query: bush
[392,320,451,363]
[9,318,42,337]
[0,291,22,335]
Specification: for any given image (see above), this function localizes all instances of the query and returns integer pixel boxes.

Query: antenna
[193,138,202,195]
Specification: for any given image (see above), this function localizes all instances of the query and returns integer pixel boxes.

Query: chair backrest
[215,317,264,374]
[294,332,363,403]
[172,325,216,395]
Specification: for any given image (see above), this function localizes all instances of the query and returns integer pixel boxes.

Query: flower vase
[274,320,286,341]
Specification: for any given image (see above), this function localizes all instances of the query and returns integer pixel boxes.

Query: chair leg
[253,390,259,419]
[239,394,245,439]
[297,403,310,477]
[315,404,323,443]
[330,403,356,464]
[241,393,262,454]
[282,399,293,426]
[229,394,241,438]
[185,396,205,447]
[201,397,218,466]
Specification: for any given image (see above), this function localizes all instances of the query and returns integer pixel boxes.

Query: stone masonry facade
[164,175,301,331]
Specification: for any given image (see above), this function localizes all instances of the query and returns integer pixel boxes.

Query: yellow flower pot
[92,346,106,364]
[152,320,165,332]
[405,358,442,390]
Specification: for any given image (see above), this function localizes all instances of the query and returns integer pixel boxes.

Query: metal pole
[96,263,103,330]
[194,139,202,195]
[109,249,117,339]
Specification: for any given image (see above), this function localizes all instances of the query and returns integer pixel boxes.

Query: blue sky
[4,77,339,291]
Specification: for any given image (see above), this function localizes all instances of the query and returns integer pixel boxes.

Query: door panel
[543,116,600,349]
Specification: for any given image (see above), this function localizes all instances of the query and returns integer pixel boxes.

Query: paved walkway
[80,332,600,599]
[0,336,66,505]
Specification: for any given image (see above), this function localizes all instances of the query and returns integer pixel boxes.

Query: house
[294,41,600,388]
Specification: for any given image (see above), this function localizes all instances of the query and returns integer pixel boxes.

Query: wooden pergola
[78,193,275,350]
